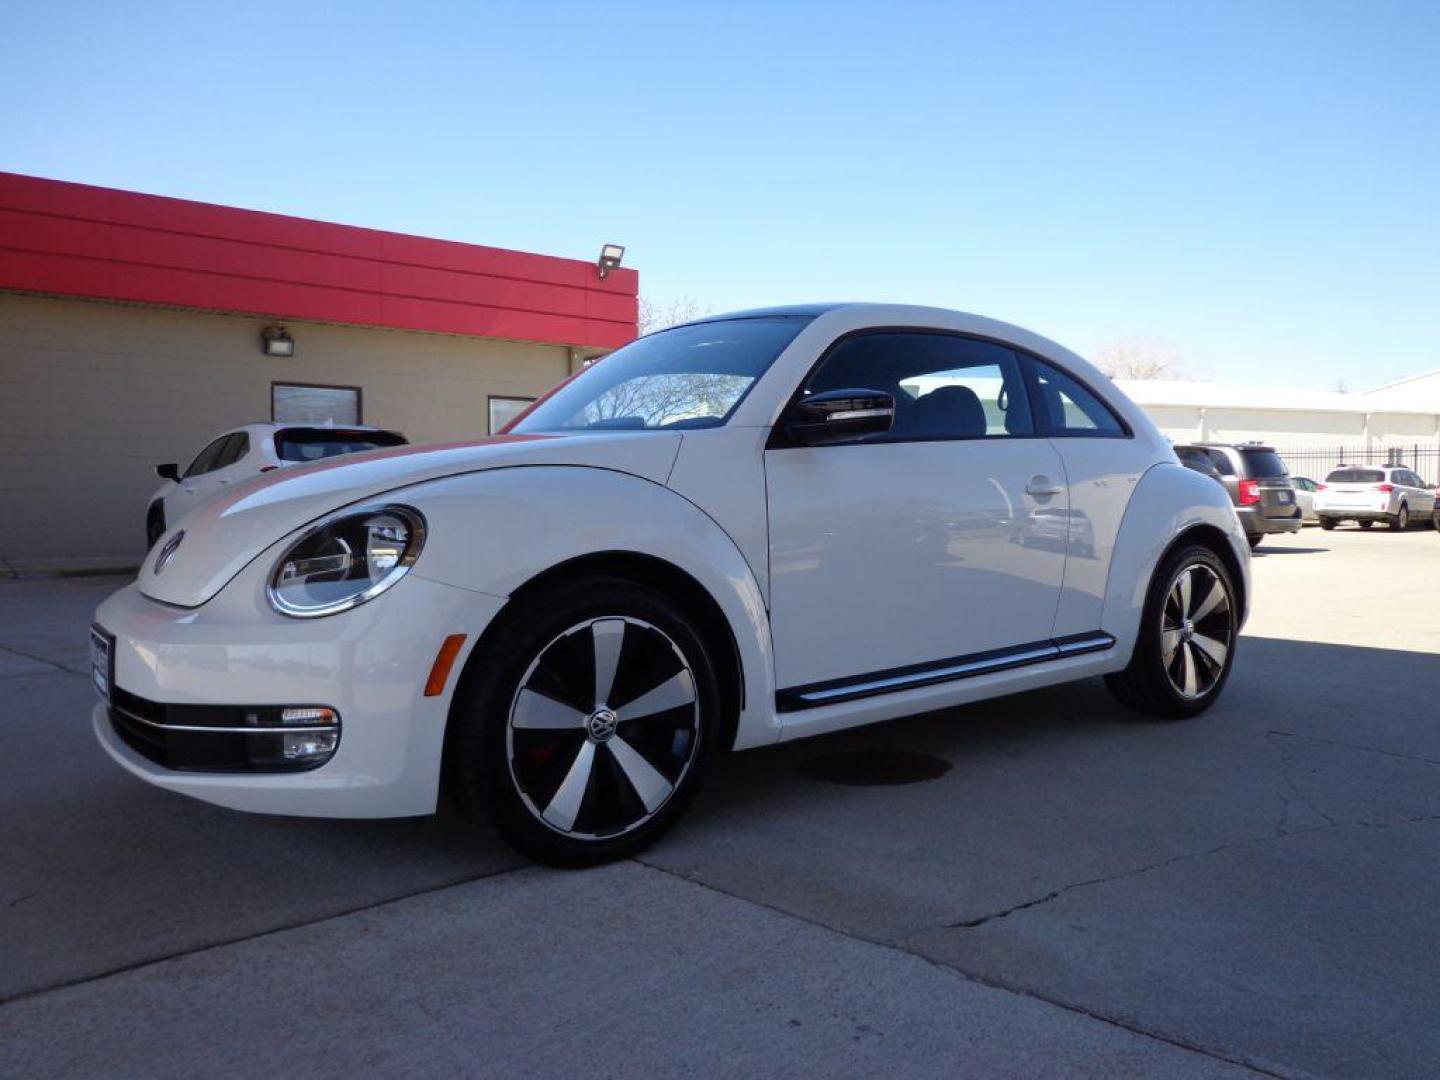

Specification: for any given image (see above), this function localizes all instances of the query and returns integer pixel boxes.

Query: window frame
[271,381,364,425]
[1019,354,1133,440]
[488,395,538,435]
[769,327,1049,449]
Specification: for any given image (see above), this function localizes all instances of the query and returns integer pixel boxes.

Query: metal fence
[1271,443,1440,485]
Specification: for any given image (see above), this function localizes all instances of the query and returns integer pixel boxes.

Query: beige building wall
[0,292,572,571]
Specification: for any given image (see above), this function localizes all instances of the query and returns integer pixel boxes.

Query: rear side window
[1176,447,1221,477]
[1027,359,1126,436]
[275,429,408,463]
[1239,448,1288,479]
[215,433,249,468]
[1326,468,1385,483]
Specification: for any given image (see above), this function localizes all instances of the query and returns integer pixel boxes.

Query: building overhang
[0,171,637,350]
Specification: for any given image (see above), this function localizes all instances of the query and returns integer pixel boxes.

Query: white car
[1314,465,1436,531]
[94,304,1249,865]
[148,423,408,546]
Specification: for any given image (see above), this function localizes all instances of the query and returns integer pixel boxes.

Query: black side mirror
[156,463,181,482]
[783,388,895,447]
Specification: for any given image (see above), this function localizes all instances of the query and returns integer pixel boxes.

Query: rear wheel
[1391,505,1409,531]
[1318,517,1337,531]
[446,575,722,867]
[1358,519,1373,530]
[1246,534,1263,550]
[1105,544,1238,719]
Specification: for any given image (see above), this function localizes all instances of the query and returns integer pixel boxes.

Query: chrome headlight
[267,505,426,618]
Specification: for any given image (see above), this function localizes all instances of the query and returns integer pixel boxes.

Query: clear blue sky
[4,1,1437,388]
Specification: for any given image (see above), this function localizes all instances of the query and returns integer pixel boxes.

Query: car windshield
[1325,467,1385,483]
[1239,448,1288,478]
[275,428,407,462]
[510,316,812,433]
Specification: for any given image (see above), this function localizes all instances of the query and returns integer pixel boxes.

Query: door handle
[1026,476,1064,498]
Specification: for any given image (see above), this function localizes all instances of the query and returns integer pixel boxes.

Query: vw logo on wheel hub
[586,707,619,742]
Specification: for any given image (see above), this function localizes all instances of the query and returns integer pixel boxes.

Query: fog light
[281,707,337,726]
[283,730,339,761]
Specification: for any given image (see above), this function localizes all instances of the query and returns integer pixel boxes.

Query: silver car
[1314,465,1436,531]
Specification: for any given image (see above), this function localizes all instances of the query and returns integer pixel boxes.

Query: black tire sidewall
[448,575,723,867]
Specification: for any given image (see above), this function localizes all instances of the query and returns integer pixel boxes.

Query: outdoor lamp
[597,244,625,280]
[261,325,295,357]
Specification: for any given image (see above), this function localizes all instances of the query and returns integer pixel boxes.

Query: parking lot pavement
[2,526,1437,1078]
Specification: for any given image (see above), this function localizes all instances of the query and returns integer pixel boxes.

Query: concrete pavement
[3,527,1438,1077]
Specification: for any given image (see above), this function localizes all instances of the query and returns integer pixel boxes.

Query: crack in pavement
[1267,727,1440,768]
[633,858,1285,1078]
[0,642,87,678]
[0,864,526,1009]
[944,812,1440,931]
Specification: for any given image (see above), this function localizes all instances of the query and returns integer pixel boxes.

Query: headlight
[267,505,426,617]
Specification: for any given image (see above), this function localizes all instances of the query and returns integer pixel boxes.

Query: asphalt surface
[2,526,1438,1078]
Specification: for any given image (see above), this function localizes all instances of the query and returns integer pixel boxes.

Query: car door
[764,330,1070,698]
[1403,471,1434,515]
[1025,356,1143,637]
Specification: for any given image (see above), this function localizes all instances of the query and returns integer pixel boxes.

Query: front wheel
[446,576,722,867]
[1105,544,1239,719]
[1391,505,1409,531]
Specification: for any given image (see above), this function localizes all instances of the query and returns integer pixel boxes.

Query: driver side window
[183,435,232,478]
[804,332,1033,442]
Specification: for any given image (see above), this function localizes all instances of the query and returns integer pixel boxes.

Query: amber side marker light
[425,634,468,697]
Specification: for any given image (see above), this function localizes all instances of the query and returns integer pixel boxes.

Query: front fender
[396,465,780,749]
[1101,463,1250,661]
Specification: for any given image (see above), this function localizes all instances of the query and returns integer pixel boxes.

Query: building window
[273,383,362,425]
[489,396,535,434]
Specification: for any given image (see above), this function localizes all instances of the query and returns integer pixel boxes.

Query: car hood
[138,432,683,608]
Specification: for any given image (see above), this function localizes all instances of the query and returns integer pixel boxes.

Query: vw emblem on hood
[153,530,185,575]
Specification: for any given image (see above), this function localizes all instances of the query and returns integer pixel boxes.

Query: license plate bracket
[90,625,114,703]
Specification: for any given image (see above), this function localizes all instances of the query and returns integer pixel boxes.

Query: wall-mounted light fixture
[261,326,295,357]
[597,243,625,280]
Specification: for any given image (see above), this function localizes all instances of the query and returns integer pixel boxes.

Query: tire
[1246,534,1263,550]
[1391,505,1409,531]
[1358,520,1373,530]
[1318,517,1337,531]
[445,575,723,867]
[1105,543,1239,719]
[145,503,166,549]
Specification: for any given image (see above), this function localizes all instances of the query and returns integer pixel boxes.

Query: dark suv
[1173,442,1302,549]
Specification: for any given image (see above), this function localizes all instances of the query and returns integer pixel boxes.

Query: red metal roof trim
[0,172,637,349]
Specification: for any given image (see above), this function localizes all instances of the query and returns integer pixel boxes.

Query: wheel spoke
[1191,631,1228,668]
[617,669,695,720]
[542,740,596,832]
[591,619,626,707]
[1177,567,1193,616]
[1181,643,1199,696]
[512,689,588,730]
[608,735,673,813]
[1161,629,1181,665]
[1190,577,1228,622]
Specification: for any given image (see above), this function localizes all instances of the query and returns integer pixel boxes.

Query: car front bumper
[91,569,505,818]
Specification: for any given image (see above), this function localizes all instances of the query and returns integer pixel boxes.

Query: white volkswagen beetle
[92,305,1249,865]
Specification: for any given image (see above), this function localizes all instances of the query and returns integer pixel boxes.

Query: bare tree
[1093,337,1185,380]
[638,295,709,336]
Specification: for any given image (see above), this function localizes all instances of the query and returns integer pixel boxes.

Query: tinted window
[1326,468,1385,483]
[1028,359,1125,436]
[274,428,408,462]
[513,317,810,432]
[1176,447,1221,477]
[183,435,232,478]
[215,433,249,469]
[804,332,1032,441]
[1240,448,1288,479]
